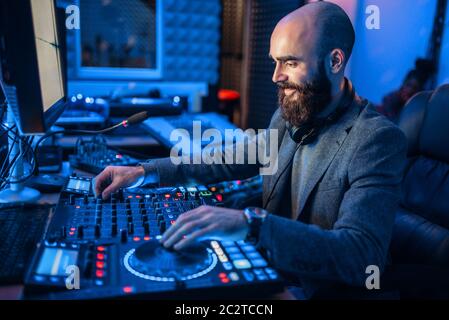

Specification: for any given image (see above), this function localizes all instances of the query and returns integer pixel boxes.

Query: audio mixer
[24,176,283,299]
[69,136,140,174]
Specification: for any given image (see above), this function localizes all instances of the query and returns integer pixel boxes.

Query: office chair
[387,84,449,298]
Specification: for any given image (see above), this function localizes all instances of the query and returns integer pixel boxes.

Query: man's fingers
[101,179,122,200]
[162,218,208,249]
[160,208,203,243]
[173,225,216,251]
[95,167,112,196]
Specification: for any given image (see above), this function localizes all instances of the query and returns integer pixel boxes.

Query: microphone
[123,111,150,126]
[65,111,149,134]
[33,111,151,157]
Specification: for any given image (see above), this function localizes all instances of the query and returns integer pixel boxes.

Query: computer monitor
[0,0,67,135]
[0,0,67,203]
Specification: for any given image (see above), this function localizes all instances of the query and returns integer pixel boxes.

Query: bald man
[95,2,407,298]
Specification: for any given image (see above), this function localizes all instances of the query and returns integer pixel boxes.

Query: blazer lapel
[294,102,363,219]
[263,130,298,210]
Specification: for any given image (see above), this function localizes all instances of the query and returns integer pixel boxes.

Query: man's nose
[272,65,288,83]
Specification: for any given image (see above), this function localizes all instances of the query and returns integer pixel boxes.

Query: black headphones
[286,79,355,144]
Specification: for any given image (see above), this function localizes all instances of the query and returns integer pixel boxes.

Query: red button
[123,286,134,294]
[97,246,106,252]
[218,272,227,278]
[135,195,141,199]
[143,236,150,241]
[96,261,105,269]
[221,278,230,283]
[96,253,105,260]
[216,194,223,202]
[96,270,105,278]
[133,236,141,242]
[164,194,171,198]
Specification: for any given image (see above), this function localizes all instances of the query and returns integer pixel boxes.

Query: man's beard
[277,61,332,127]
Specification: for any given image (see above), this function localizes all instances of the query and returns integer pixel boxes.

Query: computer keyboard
[0,204,52,284]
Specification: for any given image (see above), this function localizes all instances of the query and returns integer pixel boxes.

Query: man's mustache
[276,82,298,90]
[276,82,308,93]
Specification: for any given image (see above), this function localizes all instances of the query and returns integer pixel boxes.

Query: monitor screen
[30,0,64,112]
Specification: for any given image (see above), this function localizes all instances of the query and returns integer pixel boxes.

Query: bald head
[273,2,355,63]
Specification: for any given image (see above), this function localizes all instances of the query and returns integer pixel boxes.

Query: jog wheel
[124,240,217,282]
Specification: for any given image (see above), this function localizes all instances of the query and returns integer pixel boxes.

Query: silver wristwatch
[243,207,269,243]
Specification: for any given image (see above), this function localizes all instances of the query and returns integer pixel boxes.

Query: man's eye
[286,62,298,68]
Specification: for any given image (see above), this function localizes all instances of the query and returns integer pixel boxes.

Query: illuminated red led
[75,206,80,209]
[176,192,182,197]
[133,236,141,242]
[115,154,123,159]
[96,261,105,269]
[164,203,169,207]
[221,278,230,284]
[236,180,241,185]
[70,227,76,231]
[170,220,176,225]
[216,194,223,202]
[164,194,171,198]
[97,246,106,252]
[69,231,75,236]
[218,272,227,278]
[123,286,133,294]
[143,236,150,241]
[96,270,105,278]
[96,253,105,260]
[128,195,133,199]
[135,195,141,199]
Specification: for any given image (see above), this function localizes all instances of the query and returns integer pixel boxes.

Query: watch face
[248,207,269,218]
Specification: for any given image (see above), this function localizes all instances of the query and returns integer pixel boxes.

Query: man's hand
[95,166,145,200]
[160,205,249,251]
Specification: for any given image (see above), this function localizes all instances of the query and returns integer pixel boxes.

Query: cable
[0,125,37,189]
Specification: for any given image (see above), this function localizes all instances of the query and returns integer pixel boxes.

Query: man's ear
[328,49,345,74]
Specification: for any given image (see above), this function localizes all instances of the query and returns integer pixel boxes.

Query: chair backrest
[391,84,449,266]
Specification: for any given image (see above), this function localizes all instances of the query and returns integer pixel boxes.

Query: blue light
[76,94,83,100]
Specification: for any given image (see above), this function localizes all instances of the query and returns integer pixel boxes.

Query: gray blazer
[142,93,407,298]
